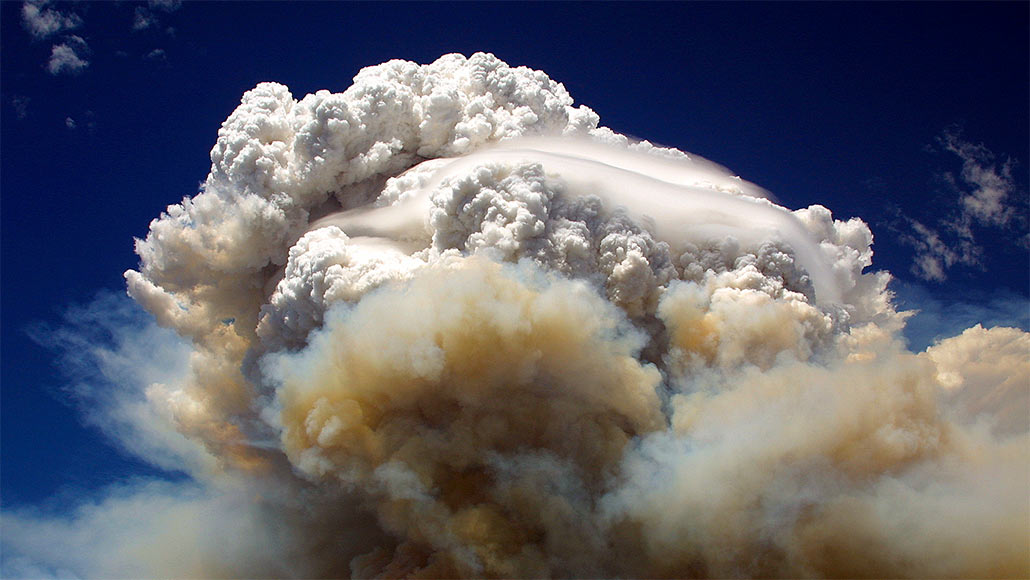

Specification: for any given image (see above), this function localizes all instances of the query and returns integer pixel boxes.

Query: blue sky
[1,0,1027,560]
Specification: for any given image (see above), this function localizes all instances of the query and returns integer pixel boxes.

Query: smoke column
[13,53,1027,578]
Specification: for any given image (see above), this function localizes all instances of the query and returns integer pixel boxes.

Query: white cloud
[46,35,90,75]
[903,218,980,282]
[21,1,82,40]
[11,95,30,119]
[65,116,76,129]
[145,48,167,61]
[132,6,156,31]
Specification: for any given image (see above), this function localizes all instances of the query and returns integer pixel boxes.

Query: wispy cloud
[11,95,31,120]
[148,0,182,10]
[132,6,157,31]
[26,292,212,476]
[46,35,90,75]
[65,116,76,129]
[901,128,1026,281]
[5,292,377,578]
[941,128,1018,228]
[21,1,81,40]
[901,217,981,282]
[132,0,182,32]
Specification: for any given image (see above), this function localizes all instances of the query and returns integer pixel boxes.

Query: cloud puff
[21,1,81,40]
[8,53,1028,578]
[46,35,89,75]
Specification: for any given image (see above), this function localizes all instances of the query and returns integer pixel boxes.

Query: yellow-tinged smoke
[270,257,664,577]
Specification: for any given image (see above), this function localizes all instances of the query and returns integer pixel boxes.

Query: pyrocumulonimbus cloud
[6,53,1028,579]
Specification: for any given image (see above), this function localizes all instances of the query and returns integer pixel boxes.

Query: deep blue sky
[2,2,1027,508]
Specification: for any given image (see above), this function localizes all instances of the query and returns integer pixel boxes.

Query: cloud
[133,0,181,32]
[7,53,1028,578]
[11,95,30,120]
[132,6,157,31]
[902,128,1027,281]
[46,35,90,75]
[940,127,1019,227]
[64,116,76,129]
[21,1,82,40]
[901,217,980,282]
[145,48,166,61]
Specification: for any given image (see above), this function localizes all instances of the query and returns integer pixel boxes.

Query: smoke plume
[5,53,1027,578]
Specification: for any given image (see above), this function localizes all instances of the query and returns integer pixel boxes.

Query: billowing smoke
[8,53,1028,578]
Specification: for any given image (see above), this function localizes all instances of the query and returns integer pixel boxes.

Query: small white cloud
[132,6,156,31]
[145,48,167,61]
[11,95,30,120]
[47,35,90,75]
[21,1,82,39]
[65,117,76,129]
